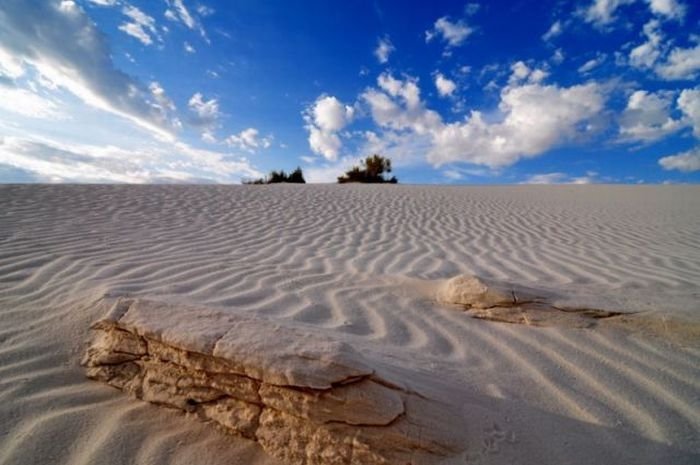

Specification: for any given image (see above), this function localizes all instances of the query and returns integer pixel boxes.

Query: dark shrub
[338,155,398,184]
[243,167,306,184]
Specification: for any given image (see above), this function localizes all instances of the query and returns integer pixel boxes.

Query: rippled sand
[1,184,699,464]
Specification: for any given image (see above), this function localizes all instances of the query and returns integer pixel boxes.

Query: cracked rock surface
[82,298,467,465]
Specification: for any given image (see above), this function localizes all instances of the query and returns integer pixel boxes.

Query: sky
[0,0,699,184]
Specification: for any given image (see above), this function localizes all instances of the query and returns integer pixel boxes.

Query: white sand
[0,184,699,465]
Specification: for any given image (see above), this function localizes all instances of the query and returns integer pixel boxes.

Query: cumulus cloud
[118,5,160,45]
[374,36,395,64]
[359,71,602,169]
[658,147,700,172]
[0,0,177,139]
[303,95,354,160]
[678,88,700,136]
[583,0,635,27]
[626,17,700,80]
[655,42,700,81]
[362,73,441,134]
[619,90,683,142]
[0,135,262,183]
[428,81,604,168]
[188,92,220,131]
[434,73,457,97]
[646,0,686,20]
[629,20,664,69]
[425,16,473,49]
[581,0,685,28]
[225,128,272,152]
[508,61,549,84]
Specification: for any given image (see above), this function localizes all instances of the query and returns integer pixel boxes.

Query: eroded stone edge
[82,322,461,465]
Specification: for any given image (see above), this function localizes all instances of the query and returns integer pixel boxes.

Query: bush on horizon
[243,167,306,184]
[337,154,398,184]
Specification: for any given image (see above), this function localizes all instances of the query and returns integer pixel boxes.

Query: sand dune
[0,184,699,464]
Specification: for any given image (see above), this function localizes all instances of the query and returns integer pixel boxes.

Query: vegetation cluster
[244,167,306,184]
[337,154,397,184]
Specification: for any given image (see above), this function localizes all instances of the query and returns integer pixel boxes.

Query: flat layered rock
[82,298,468,464]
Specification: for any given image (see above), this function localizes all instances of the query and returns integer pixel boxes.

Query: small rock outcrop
[436,275,515,309]
[82,298,468,465]
[436,274,630,328]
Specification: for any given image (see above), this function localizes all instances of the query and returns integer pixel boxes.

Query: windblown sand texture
[1,184,700,465]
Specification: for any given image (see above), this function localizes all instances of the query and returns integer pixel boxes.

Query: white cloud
[307,127,342,161]
[581,0,685,27]
[619,90,683,142]
[201,130,216,144]
[428,81,605,168]
[303,95,354,160]
[552,48,565,65]
[359,72,602,169]
[521,172,597,184]
[363,73,441,134]
[508,61,549,84]
[165,0,207,40]
[583,0,635,27]
[196,4,215,17]
[542,20,563,41]
[435,73,457,97]
[655,42,700,81]
[374,36,395,64]
[311,95,354,132]
[0,47,25,79]
[0,86,62,119]
[646,0,686,20]
[658,147,700,172]
[626,17,700,81]
[184,41,196,53]
[629,20,664,69]
[678,88,700,137]
[86,0,118,5]
[0,135,262,183]
[303,156,360,183]
[225,128,272,152]
[168,0,195,28]
[0,0,176,139]
[188,92,220,130]
[578,53,606,73]
[425,16,473,48]
[149,81,175,111]
[119,5,160,46]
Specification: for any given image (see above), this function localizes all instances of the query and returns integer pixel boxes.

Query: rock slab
[82,298,467,465]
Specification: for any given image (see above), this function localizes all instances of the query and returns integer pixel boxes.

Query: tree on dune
[243,167,306,184]
[337,154,398,184]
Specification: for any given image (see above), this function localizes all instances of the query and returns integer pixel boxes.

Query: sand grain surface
[1,184,699,464]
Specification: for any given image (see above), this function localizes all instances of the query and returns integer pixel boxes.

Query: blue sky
[0,0,698,184]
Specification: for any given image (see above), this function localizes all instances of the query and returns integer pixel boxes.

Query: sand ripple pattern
[1,185,699,464]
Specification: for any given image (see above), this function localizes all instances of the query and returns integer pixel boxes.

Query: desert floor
[1,184,699,464]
